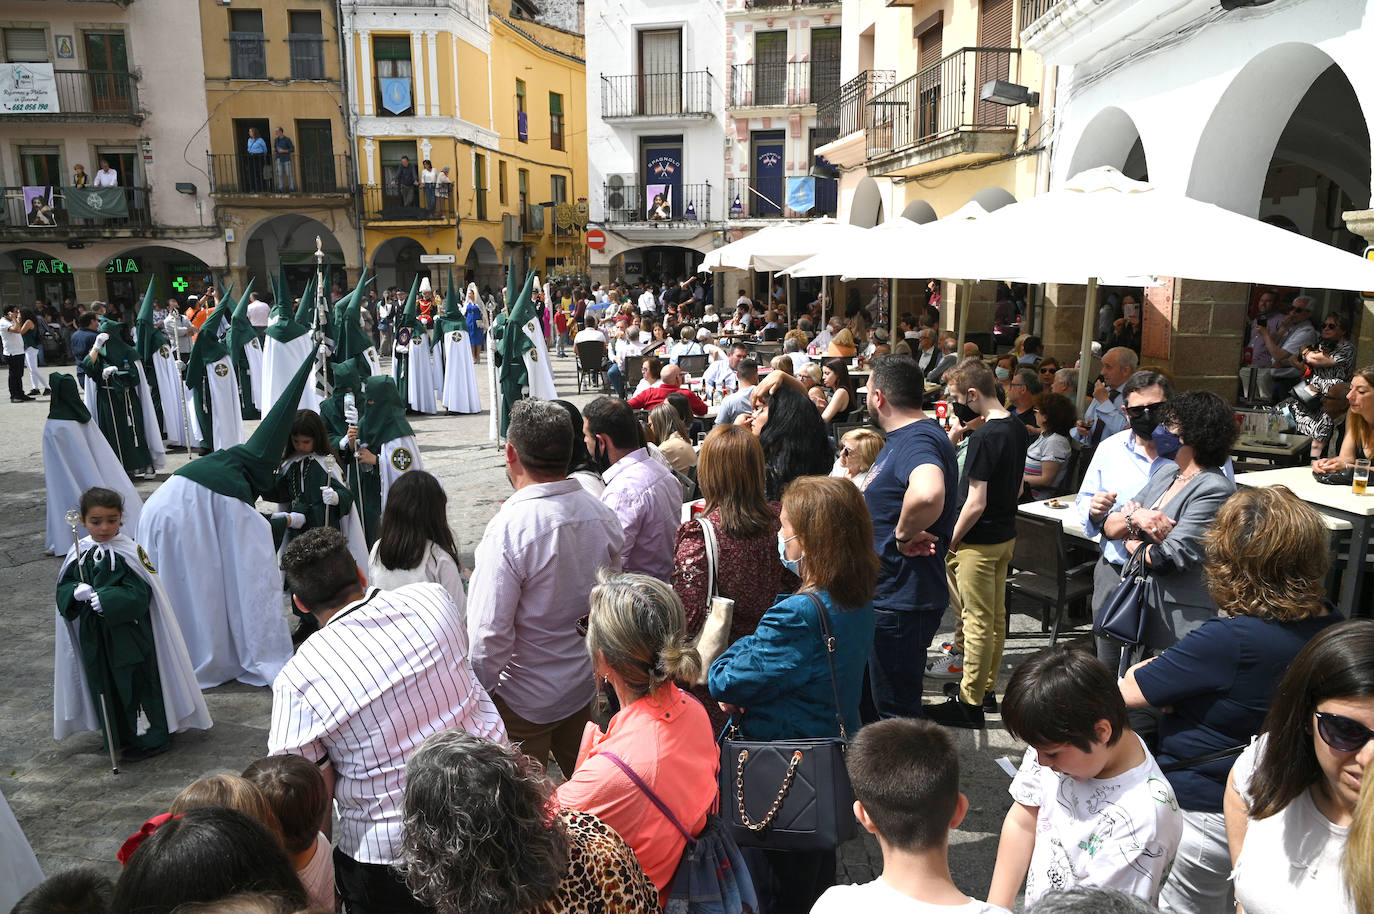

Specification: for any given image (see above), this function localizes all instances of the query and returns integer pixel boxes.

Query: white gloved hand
[317,342,333,359]
[102,365,118,381]
[89,593,104,615]
[344,407,359,425]
[93,332,109,350]
[320,486,339,506]
[288,512,306,529]
[394,342,408,353]
[72,583,96,602]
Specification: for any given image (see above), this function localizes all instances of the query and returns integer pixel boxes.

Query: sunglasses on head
[1315,711,1374,753]
[575,613,589,637]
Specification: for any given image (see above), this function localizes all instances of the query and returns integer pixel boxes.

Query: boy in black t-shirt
[929,358,1028,729]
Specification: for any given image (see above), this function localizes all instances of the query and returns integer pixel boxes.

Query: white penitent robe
[42,415,144,555]
[262,334,322,415]
[521,318,558,400]
[440,328,482,413]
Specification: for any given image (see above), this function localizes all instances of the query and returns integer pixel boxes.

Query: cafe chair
[575,340,608,393]
[677,353,708,376]
[1005,514,1095,645]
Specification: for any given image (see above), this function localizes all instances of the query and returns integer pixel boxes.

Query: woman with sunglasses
[1278,313,1356,436]
[1119,487,1340,914]
[1224,618,1374,914]
[1315,366,1374,473]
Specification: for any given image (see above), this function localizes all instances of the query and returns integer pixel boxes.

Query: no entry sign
[586,229,607,250]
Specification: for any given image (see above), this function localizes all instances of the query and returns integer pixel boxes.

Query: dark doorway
[297,119,336,192]
[234,117,272,191]
[750,130,785,217]
[83,31,131,112]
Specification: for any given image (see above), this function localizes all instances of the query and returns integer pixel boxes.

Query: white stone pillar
[450,29,461,120]
[363,137,376,185]
[425,30,440,116]
[358,30,374,116]
[411,31,427,117]
[342,26,358,116]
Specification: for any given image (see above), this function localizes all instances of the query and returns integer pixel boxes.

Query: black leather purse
[718,593,857,852]
[1093,549,1155,675]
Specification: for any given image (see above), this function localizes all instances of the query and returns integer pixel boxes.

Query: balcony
[816,69,896,137]
[735,0,841,10]
[729,60,840,109]
[600,71,714,120]
[208,153,353,197]
[865,47,1020,174]
[0,186,152,240]
[1021,0,1061,26]
[726,176,836,220]
[603,182,712,225]
[2,69,141,122]
[360,184,455,223]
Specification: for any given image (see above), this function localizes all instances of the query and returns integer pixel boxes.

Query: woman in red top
[671,424,785,731]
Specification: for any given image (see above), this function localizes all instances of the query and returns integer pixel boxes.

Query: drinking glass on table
[1354,458,1370,495]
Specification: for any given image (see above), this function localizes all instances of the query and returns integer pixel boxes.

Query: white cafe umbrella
[699,218,871,273]
[784,202,991,281]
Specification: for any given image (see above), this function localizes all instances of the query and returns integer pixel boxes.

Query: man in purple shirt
[583,396,682,578]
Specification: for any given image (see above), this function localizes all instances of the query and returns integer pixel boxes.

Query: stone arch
[849,176,884,228]
[462,236,502,293]
[967,187,1018,213]
[371,236,428,293]
[1188,43,1371,216]
[900,199,938,224]
[1066,106,1148,182]
[240,214,345,293]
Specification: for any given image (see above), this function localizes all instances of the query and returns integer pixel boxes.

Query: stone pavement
[0,351,1084,907]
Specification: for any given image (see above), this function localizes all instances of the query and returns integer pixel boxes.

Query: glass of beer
[1354,458,1370,495]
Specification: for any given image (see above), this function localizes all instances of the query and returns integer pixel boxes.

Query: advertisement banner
[0,62,60,114]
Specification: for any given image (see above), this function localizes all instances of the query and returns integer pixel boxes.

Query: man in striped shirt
[270,527,505,914]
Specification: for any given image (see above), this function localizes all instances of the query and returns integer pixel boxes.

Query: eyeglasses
[1039,367,1056,374]
[1125,403,1166,419]
[1315,711,1374,753]
[1323,322,1340,329]
[575,613,590,637]
[840,446,853,456]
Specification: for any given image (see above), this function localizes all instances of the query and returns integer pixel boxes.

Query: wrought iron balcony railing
[603,181,712,224]
[815,69,896,137]
[208,153,353,195]
[865,48,1019,160]
[601,70,714,118]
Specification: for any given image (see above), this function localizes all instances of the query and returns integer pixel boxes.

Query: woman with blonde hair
[170,775,286,849]
[671,425,784,729]
[1314,365,1374,472]
[647,401,695,473]
[834,427,884,490]
[709,475,878,912]
[1120,486,1341,914]
[555,573,721,898]
[1345,775,1374,914]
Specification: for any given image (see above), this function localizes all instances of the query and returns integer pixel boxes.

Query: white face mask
[777,532,803,575]
[995,367,1011,380]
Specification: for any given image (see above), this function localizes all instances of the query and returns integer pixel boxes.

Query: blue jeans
[865,606,943,720]
[607,362,624,397]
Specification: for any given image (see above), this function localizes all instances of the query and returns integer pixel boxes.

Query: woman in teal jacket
[709,474,878,914]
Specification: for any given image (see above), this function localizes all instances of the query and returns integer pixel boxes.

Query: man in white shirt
[1073,346,1137,447]
[246,291,271,341]
[2,306,29,402]
[812,316,842,353]
[92,160,119,187]
[716,358,758,427]
[638,285,657,316]
[573,317,607,346]
[467,400,623,777]
[704,341,748,394]
[606,327,644,398]
[270,527,505,914]
[783,336,811,374]
[584,396,681,578]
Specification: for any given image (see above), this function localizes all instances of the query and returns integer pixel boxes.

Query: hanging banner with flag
[380,77,412,115]
[62,186,128,220]
[787,176,817,215]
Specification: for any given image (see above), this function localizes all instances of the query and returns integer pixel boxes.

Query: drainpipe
[338,0,366,281]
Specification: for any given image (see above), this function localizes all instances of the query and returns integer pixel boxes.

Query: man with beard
[466,399,622,777]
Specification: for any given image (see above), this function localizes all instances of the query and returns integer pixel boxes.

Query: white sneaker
[926,650,965,680]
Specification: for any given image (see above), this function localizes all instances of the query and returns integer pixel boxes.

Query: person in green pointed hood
[228,282,264,420]
[80,316,164,477]
[357,374,424,509]
[263,276,323,416]
[43,372,145,554]
[438,277,482,414]
[136,349,319,689]
[137,279,193,450]
[492,269,538,435]
[322,360,381,545]
[390,276,438,414]
[184,297,245,453]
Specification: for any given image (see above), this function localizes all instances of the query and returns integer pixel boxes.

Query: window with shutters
[498,160,508,205]
[753,31,786,107]
[549,92,565,151]
[2,28,47,63]
[916,23,943,140]
[519,168,530,232]
[638,28,682,116]
[975,0,1014,126]
[516,79,528,142]
[475,153,488,220]
[288,11,325,80]
[229,10,267,79]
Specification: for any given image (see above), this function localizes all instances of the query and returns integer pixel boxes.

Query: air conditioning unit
[502,213,521,244]
[606,173,634,212]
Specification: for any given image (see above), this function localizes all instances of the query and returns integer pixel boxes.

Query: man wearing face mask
[1073,346,1137,448]
[467,399,624,777]
[859,354,959,720]
[584,396,682,578]
[1076,370,1175,671]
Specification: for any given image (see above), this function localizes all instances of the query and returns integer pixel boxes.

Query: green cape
[134,279,167,360]
[185,300,231,389]
[267,276,312,344]
[357,374,413,448]
[47,372,91,422]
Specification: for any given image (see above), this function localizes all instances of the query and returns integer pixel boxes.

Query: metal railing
[360,184,454,221]
[287,35,326,79]
[19,69,142,118]
[730,61,831,107]
[229,32,268,78]
[600,70,713,118]
[1021,0,1063,27]
[745,0,841,7]
[208,153,352,195]
[0,186,152,230]
[602,181,712,224]
[866,48,1019,160]
[726,176,836,219]
[816,69,895,137]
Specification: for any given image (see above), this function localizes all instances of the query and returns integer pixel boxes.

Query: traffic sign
[419,254,456,264]
[586,229,607,250]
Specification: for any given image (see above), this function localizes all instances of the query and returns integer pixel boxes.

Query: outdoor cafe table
[1232,432,1311,467]
[1018,497,1097,547]
[1234,466,1371,617]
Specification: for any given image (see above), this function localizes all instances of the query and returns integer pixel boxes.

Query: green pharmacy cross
[171,276,189,292]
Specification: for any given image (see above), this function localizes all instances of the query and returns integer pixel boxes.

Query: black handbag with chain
[718,592,857,851]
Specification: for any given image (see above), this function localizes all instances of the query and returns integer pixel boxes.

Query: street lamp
[979,79,1040,108]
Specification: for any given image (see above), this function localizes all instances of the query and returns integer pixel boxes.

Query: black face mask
[1129,413,1159,440]
[591,440,612,473]
[951,401,978,425]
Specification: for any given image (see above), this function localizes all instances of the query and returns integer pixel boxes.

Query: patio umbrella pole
[956,279,971,353]
[890,279,898,343]
[1076,277,1099,406]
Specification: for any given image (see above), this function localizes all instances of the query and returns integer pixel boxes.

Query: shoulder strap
[601,751,694,845]
[698,515,718,599]
[803,592,848,742]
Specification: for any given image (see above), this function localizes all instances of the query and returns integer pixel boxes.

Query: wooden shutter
[917,25,942,72]
[975,0,1014,125]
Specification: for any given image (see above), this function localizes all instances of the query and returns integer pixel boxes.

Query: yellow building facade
[342,0,585,295]
[198,0,361,295]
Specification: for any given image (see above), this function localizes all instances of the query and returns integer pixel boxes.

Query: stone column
[1166,279,1248,402]
[73,269,104,304]
[411,31,427,117]
[1343,208,1374,367]
[425,31,440,117]
[358,31,374,116]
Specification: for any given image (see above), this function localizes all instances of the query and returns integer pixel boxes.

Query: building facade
[0,0,220,310]
[341,0,586,295]
[198,0,361,298]
[1023,0,1374,396]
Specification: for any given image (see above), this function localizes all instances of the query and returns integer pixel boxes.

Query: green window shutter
[549,92,563,116]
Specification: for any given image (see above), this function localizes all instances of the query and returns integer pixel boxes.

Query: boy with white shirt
[989,645,1182,910]
[811,717,1007,914]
